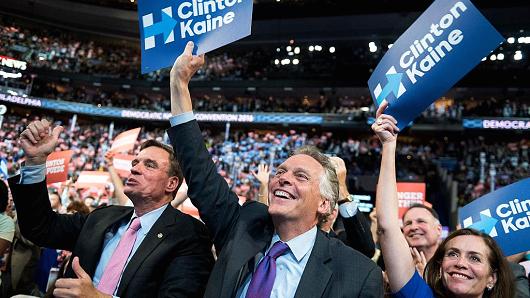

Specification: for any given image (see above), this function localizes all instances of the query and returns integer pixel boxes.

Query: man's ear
[166,176,179,193]
[318,197,331,215]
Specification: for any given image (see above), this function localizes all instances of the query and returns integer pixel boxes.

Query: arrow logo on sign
[376,73,403,105]
[144,10,177,43]
[469,213,499,235]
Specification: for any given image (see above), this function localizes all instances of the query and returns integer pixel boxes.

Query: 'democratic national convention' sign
[368,0,504,129]
[459,178,530,256]
[138,0,253,73]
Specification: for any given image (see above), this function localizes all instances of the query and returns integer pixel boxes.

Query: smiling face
[441,235,497,297]
[124,146,178,205]
[402,207,441,251]
[267,154,329,230]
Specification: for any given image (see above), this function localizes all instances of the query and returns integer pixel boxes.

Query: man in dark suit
[9,123,214,297]
[167,41,383,298]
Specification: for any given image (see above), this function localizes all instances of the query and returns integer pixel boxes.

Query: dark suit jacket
[8,176,214,298]
[333,212,376,258]
[168,120,383,298]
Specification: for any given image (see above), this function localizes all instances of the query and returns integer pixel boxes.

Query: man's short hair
[0,181,8,213]
[292,146,339,222]
[402,203,440,222]
[140,140,184,195]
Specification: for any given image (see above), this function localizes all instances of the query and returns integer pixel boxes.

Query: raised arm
[251,163,270,205]
[104,151,130,206]
[11,119,85,250]
[372,104,416,293]
[167,42,243,251]
[331,156,375,258]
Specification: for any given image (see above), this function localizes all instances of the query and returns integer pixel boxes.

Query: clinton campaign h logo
[373,66,406,106]
[459,178,530,256]
[462,209,498,237]
[138,0,253,73]
[142,7,177,50]
[367,0,503,129]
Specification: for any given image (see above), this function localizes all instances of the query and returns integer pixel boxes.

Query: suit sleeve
[8,176,86,251]
[341,212,376,258]
[167,120,241,252]
[358,265,384,298]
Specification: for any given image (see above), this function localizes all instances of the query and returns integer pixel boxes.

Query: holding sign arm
[372,104,416,293]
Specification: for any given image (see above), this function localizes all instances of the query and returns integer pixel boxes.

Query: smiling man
[9,124,214,298]
[402,203,442,262]
[167,42,383,298]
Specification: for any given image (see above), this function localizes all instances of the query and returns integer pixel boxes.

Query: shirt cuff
[20,163,46,184]
[169,111,196,127]
[339,201,359,218]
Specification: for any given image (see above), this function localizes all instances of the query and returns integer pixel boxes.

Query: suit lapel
[116,205,175,295]
[67,207,134,279]
[294,231,332,298]
[222,218,274,297]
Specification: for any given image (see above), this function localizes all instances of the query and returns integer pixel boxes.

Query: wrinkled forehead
[281,154,324,175]
[403,207,437,223]
[137,146,170,163]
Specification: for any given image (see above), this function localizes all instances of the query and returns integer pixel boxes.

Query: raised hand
[251,163,271,185]
[410,247,427,277]
[104,151,116,167]
[170,41,205,87]
[19,119,63,165]
[329,156,346,184]
[371,102,399,144]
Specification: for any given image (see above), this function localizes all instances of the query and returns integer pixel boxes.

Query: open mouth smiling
[273,190,296,200]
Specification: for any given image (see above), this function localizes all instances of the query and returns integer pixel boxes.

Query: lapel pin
[157,233,163,238]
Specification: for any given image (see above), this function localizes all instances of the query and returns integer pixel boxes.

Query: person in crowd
[401,203,442,274]
[9,120,214,297]
[252,156,376,259]
[167,41,383,298]
[372,103,514,297]
[0,180,15,295]
[49,191,64,213]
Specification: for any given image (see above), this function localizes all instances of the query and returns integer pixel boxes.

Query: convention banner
[75,171,111,189]
[113,154,135,178]
[368,0,504,129]
[138,0,253,73]
[109,128,141,153]
[46,150,73,184]
[397,182,426,219]
[459,178,530,256]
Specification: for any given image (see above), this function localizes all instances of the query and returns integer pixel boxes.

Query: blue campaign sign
[367,0,504,129]
[459,178,530,256]
[137,0,253,73]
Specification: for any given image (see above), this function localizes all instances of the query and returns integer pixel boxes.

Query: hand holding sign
[171,41,205,87]
[371,103,400,145]
[138,0,253,73]
[19,119,64,166]
[368,0,504,129]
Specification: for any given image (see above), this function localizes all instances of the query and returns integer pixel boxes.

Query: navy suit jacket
[168,120,383,298]
[9,176,214,297]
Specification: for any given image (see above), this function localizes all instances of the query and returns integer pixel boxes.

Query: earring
[487,285,494,291]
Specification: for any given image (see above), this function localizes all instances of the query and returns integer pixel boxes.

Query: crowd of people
[0,45,528,298]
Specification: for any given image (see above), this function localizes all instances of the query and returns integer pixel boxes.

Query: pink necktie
[97,217,141,295]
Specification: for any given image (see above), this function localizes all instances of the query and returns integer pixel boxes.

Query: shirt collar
[270,226,317,262]
[131,204,168,235]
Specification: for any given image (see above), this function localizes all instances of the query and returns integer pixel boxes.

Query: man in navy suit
[167,41,383,298]
[10,122,214,297]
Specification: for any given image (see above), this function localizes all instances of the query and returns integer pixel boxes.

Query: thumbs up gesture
[19,119,64,166]
[53,257,112,298]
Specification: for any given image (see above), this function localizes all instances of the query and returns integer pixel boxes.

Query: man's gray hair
[292,146,339,222]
